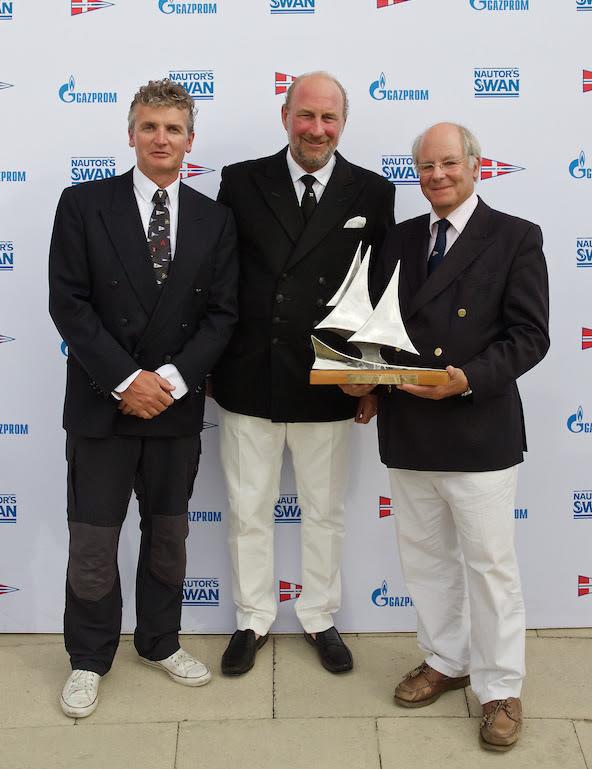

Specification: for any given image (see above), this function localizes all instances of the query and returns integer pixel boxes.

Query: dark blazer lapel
[284,152,361,271]
[252,149,302,244]
[100,169,160,317]
[406,198,495,319]
[137,182,206,346]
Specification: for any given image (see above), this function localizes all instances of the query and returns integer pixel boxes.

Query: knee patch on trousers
[67,521,120,601]
[150,514,189,586]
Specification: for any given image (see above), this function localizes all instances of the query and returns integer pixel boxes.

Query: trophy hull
[310,369,449,386]
[309,335,450,386]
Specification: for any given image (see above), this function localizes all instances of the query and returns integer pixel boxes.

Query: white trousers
[389,466,525,704]
[218,407,352,636]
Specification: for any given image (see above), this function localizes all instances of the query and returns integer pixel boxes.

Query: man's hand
[118,371,175,419]
[355,394,378,424]
[339,384,376,397]
[396,365,469,401]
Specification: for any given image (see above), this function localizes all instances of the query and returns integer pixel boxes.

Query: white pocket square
[343,216,366,229]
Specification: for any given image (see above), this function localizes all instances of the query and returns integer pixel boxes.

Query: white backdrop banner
[0,0,590,633]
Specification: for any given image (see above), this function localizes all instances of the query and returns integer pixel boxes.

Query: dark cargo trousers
[64,433,200,676]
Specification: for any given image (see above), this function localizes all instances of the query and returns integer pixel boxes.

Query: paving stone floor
[0,630,591,769]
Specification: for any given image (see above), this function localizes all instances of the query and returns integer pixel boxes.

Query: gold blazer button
[434,347,443,357]
[457,308,467,318]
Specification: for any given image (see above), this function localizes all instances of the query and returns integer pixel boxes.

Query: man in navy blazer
[345,122,549,751]
[49,79,238,717]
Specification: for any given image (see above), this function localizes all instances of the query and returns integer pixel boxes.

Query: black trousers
[64,433,201,676]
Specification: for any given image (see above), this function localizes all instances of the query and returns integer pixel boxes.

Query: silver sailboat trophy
[309,243,449,385]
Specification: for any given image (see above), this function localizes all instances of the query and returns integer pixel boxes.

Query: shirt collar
[286,148,336,189]
[133,165,181,207]
[429,192,479,235]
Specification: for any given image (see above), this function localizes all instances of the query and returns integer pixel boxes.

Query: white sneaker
[140,648,212,687]
[60,669,101,718]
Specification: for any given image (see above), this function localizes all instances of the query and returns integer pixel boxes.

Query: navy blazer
[49,169,238,438]
[374,198,550,471]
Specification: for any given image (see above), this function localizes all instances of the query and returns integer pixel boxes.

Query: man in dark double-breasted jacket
[49,79,238,718]
[345,122,549,751]
[212,72,394,676]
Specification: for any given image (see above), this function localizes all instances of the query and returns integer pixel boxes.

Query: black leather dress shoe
[221,630,268,676]
[304,626,353,673]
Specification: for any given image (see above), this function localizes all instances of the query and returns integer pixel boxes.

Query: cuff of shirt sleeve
[111,369,142,401]
[155,363,188,400]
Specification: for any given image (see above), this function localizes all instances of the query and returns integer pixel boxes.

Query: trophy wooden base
[310,368,449,386]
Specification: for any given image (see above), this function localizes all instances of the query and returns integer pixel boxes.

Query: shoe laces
[405,661,430,680]
[67,670,99,695]
[481,699,517,727]
[169,648,197,672]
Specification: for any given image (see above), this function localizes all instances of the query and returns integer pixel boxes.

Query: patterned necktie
[428,218,451,275]
[300,174,317,223]
[148,189,171,287]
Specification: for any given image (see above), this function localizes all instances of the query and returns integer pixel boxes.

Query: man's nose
[432,163,446,180]
[154,127,168,144]
[309,117,325,136]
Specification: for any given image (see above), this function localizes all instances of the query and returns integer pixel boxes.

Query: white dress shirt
[112,166,188,400]
[427,192,479,259]
[286,149,336,204]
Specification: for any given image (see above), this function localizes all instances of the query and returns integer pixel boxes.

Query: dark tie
[300,174,317,223]
[148,189,171,287]
[428,218,451,276]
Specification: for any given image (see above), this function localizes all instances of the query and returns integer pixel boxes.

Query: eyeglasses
[415,156,469,176]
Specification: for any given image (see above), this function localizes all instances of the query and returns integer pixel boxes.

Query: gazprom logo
[381,156,419,186]
[187,510,221,523]
[270,0,315,14]
[158,1,217,14]
[0,424,29,435]
[169,70,214,101]
[0,494,16,523]
[182,577,219,606]
[369,73,429,102]
[577,0,592,11]
[567,405,592,434]
[0,2,13,21]
[71,157,116,186]
[569,151,592,179]
[371,580,413,607]
[0,241,14,271]
[576,237,592,268]
[470,0,528,9]
[274,493,301,524]
[59,75,117,104]
[474,68,519,98]
[0,170,26,183]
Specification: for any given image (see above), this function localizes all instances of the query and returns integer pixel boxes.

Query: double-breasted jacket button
[110,279,119,288]
[181,322,188,329]
[457,308,467,318]
[120,317,128,327]
[163,354,172,363]
[272,316,281,325]
[316,298,325,308]
[194,287,202,294]
[318,276,326,285]
[275,293,284,303]
[271,337,279,345]
[434,347,443,357]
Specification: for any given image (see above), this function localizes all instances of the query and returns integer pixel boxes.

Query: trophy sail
[349,261,420,357]
[314,243,373,337]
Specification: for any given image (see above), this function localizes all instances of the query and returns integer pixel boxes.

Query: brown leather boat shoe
[480,697,522,751]
[394,661,470,708]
